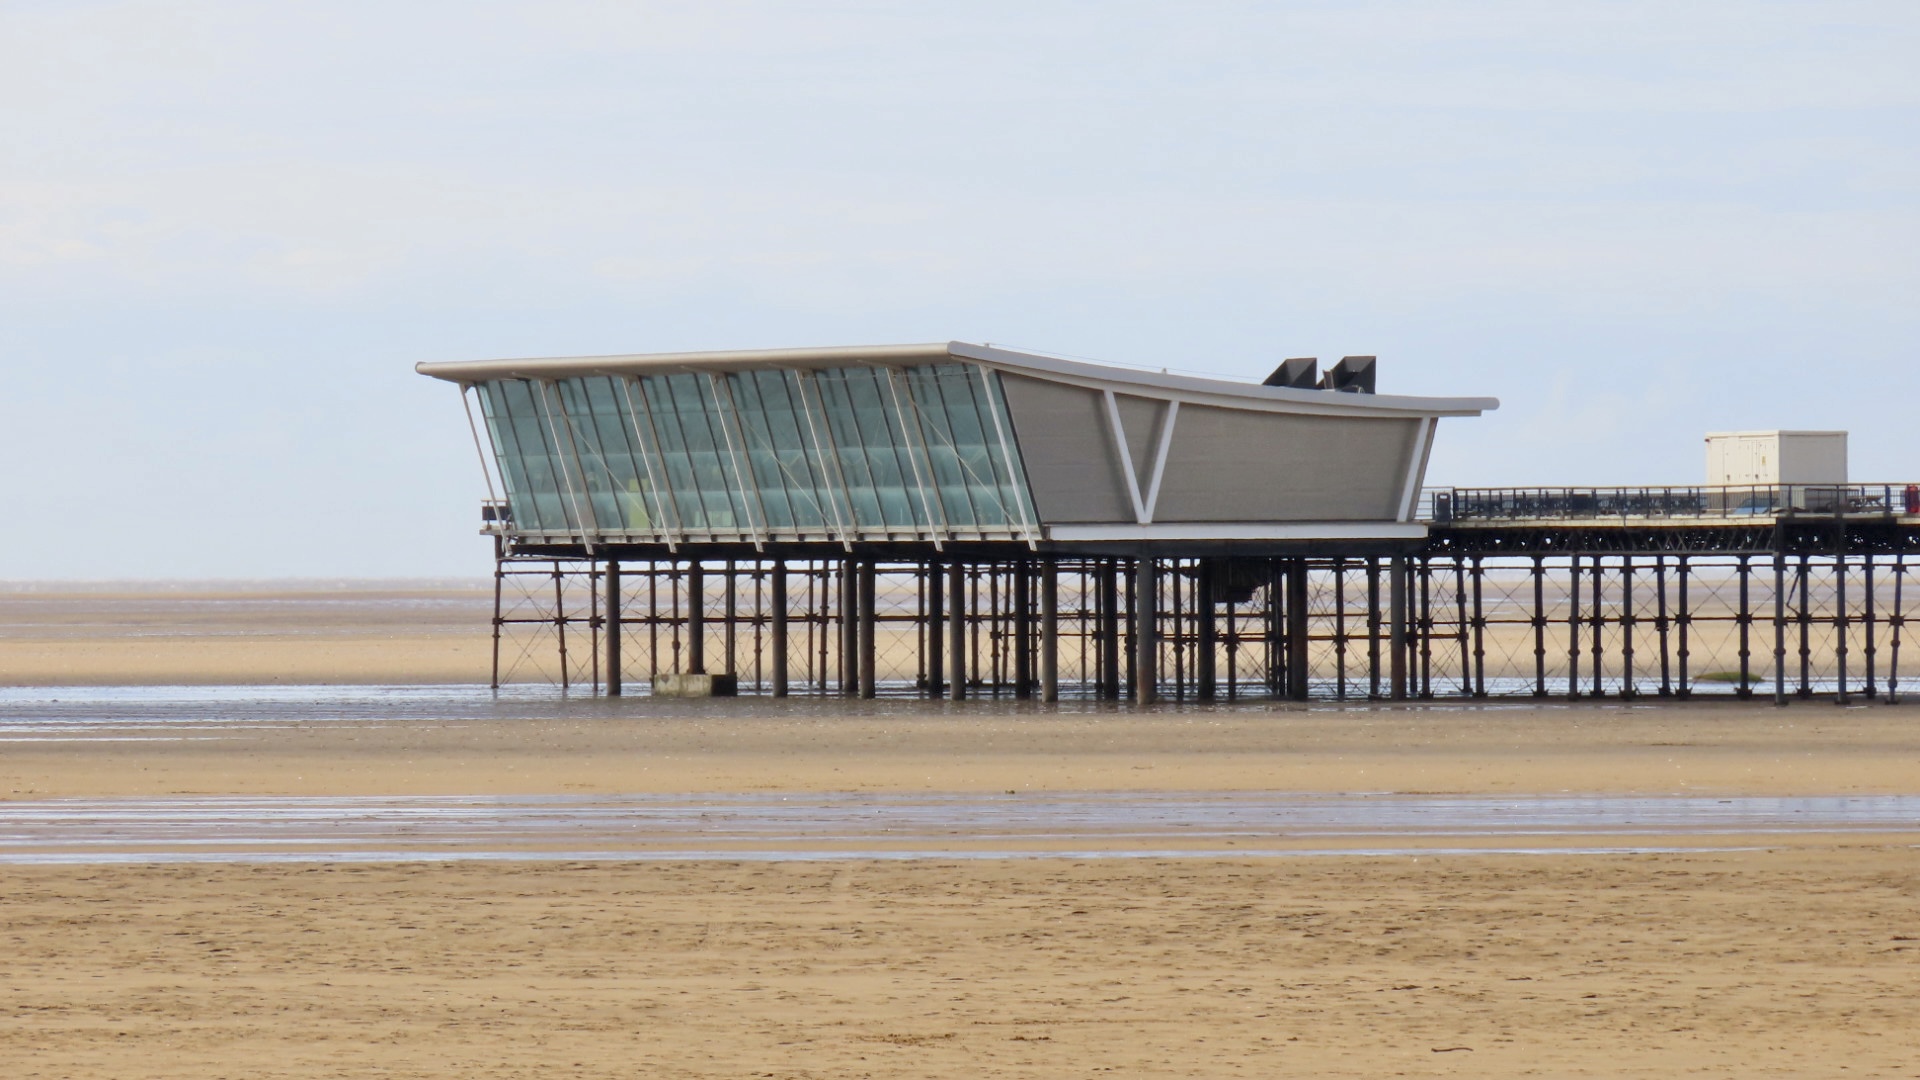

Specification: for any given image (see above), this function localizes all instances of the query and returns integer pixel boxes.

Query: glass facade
[475,363,1036,543]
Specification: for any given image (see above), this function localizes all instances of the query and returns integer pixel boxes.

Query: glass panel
[723,372,791,530]
[814,367,933,530]
[702,375,766,534]
[811,371,884,529]
[634,374,709,531]
[727,370,838,532]
[903,367,983,527]
[847,369,918,529]
[905,365,1018,529]
[531,381,596,533]
[474,362,1037,541]
[477,380,575,532]
[475,382,530,527]
[553,376,660,532]
[975,367,1036,529]
[637,374,751,533]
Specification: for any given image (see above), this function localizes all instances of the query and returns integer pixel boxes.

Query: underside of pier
[488,513,1920,706]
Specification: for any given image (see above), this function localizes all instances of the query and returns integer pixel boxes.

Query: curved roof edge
[416,341,1498,418]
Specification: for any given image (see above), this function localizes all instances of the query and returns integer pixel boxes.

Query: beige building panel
[999,374,1135,523]
[1152,406,1418,522]
[1004,373,1423,526]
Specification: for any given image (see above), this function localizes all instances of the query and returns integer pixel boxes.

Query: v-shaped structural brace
[1102,389,1181,525]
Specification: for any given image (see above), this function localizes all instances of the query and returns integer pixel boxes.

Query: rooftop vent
[1263,357,1319,389]
[1321,355,1376,394]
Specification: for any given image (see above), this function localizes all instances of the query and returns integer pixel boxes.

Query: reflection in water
[0,683,1631,740]
[2,791,1915,866]
[6,686,1912,865]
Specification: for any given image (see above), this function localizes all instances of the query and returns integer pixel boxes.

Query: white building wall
[1705,431,1847,485]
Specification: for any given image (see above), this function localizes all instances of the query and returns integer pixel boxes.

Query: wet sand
[3,587,1918,1076]
[7,692,1920,799]
[0,582,495,685]
[3,694,1916,1077]
[8,791,1919,863]
[5,850,1917,1078]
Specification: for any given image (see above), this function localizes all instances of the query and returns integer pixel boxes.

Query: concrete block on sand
[651,672,738,697]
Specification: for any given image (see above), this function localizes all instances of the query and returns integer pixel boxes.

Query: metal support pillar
[1530,555,1546,697]
[839,559,858,697]
[1827,541,1843,703]
[1589,557,1604,697]
[1620,556,1635,699]
[1169,562,1186,700]
[1417,557,1433,698]
[1737,555,1752,697]
[1333,558,1348,701]
[1098,560,1121,700]
[813,563,829,692]
[948,561,967,701]
[986,566,1001,690]
[724,560,738,677]
[1796,554,1812,699]
[770,561,789,697]
[1388,555,1408,701]
[1454,557,1469,696]
[1197,559,1218,702]
[647,566,660,683]
[1655,556,1671,697]
[1469,555,1486,698]
[1773,548,1788,706]
[1676,556,1691,698]
[1286,559,1310,701]
[1568,555,1582,698]
[1366,558,1383,700]
[1265,560,1284,697]
[857,559,877,699]
[553,564,571,692]
[926,560,944,698]
[490,541,505,691]
[1013,560,1033,699]
[1133,557,1159,704]
[1864,553,1878,699]
[687,561,705,675]
[1889,554,1905,705]
[605,561,623,697]
[751,566,765,688]
[1040,561,1059,702]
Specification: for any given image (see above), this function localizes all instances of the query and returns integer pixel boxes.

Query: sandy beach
[6,849,1917,1079]
[2,584,1917,1077]
[0,581,495,686]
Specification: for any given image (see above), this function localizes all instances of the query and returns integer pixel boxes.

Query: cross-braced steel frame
[490,517,1920,704]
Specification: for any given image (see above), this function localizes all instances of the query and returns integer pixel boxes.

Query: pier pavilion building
[420,342,1920,705]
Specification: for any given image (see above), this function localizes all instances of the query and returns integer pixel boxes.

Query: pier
[485,484,1920,705]
[419,343,1914,704]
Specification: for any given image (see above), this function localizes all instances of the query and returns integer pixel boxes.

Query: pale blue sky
[3,1,1915,578]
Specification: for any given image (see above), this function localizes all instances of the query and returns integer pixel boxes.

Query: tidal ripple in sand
[2,791,1915,865]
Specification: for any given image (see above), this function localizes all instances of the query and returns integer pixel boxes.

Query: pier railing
[1421,483,1920,524]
